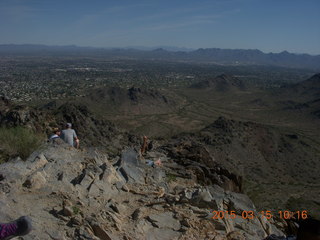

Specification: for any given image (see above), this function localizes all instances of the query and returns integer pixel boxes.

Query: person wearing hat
[61,123,79,148]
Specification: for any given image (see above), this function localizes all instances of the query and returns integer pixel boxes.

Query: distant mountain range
[0,44,319,70]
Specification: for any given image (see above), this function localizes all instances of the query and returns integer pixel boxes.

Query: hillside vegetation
[0,126,43,162]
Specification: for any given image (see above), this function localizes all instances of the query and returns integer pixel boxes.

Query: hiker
[140,135,148,155]
[60,123,79,148]
[140,136,162,167]
[145,158,162,167]
[48,127,64,145]
[140,135,154,156]
[49,128,61,140]
[0,216,32,239]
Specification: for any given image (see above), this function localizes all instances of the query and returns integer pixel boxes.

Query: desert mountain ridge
[190,74,246,91]
[282,73,320,97]
[82,86,183,115]
[278,73,320,118]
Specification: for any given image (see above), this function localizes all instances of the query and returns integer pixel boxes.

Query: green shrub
[72,206,80,215]
[0,126,43,162]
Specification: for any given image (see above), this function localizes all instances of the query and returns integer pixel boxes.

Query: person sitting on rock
[48,128,64,145]
[140,135,162,167]
[0,216,32,239]
[49,127,61,140]
[60,123,79,148]
[145,158,162,167]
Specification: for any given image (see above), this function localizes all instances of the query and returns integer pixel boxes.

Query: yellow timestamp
[212,210,308,220]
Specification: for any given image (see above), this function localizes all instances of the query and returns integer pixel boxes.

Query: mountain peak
[191,74,245,91]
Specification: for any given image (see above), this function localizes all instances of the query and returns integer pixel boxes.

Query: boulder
[23,171,47,190]
[116,149,145,184]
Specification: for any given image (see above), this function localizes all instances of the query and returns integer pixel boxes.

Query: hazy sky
[1,0,319,54]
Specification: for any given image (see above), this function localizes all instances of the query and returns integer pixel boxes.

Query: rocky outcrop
[0,142,285,239]
[0,100,49,131]
[162,140,242,192]
[167,116,320,219]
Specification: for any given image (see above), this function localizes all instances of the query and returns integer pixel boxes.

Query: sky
[0,0,320,55]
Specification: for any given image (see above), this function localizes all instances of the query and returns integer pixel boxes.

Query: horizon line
[0,43,320,56]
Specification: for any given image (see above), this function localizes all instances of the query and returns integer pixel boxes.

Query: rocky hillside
[1,97,317,239]
[0,98,135,154]
[190,74,246,92]
[170,116,320,218]
[285,73,320,98]
[83,86,184,115]
[0,140,286,240]
[279,73,320,118]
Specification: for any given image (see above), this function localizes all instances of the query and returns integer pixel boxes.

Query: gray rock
[117,149,145,184]
[90,223,112,240]
[62,206,73,217]
[136,219,154,235]
[227,231,246,240]
[227,217,266,240]
[146,228,181,240]
[23,171,47,189]
[226,191,257,213]
[46,230,67,240]
[132,208,144,220]
[0,182,10,194]
[113,203,127,215]
[147,167,166,183]
[147,212,181,230]
[121,184,129,192]
[189,187,219,209]
[69,215,83,226]
[212,218,227,231]
[0,153,48,183]
[80,173,95,189]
